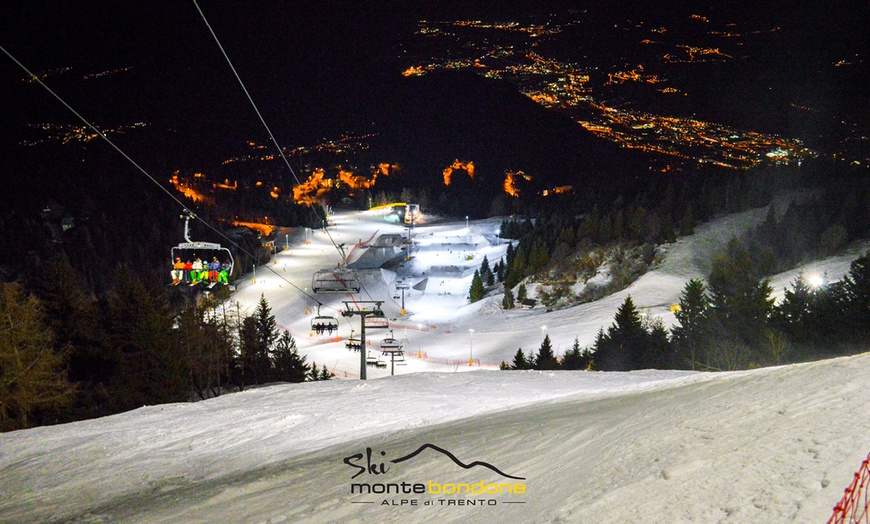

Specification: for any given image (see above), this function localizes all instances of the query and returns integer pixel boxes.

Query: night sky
[2,1,868,207]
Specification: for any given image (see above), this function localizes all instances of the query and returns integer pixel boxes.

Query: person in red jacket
[208,257,220,282]
[183,259,193,284]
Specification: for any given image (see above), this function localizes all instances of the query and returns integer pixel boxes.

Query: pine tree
[237,295,281,387]
[469,269,485,303]
[480,256,493,286]
[509,348,532,370]
[773,272,815,344]
[308,361,331,381]
[843,251,870,338]
[239,316,270,387]
[707,242,775,367]
[511,246,527,280]
[561,337,593,370]
[104,268,186,410]
[33,254,108,417]
[503,244,518,289]
[0,283,75,431]
[534,335,559,370]
[593,296,648,371]
[517,283,528,302]
[33,253,101,353]
[502,288,515,309]
[671,279,711,370]
[254,294,280,358]
[642,316,675,369]
[528,241,550,273]
[505,242,515,266]
[175,303,232,400]
[680,206,695,236]
[493,260,504,282]
[272,330,309,383]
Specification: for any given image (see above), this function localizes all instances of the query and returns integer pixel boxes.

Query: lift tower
[341,301,386,380]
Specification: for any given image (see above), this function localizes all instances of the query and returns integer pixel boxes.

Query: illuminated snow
[1,205,868,523]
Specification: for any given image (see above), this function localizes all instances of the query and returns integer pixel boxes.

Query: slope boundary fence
[828,451,870,524]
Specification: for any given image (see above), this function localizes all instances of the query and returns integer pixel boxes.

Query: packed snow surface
[3,357,870,523]
[2,206,869,523]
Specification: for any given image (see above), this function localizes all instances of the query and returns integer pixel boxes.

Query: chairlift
[312,268,361,294]
[311,306,339,335]
[364,310,389,330]
[383,346,406,364]
[346,330,362,351]
[380,330,402,352]
[170,210,234,287]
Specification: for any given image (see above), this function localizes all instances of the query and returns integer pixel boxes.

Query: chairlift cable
[192,0,372,304]
[0,45,344,313]
[0,45,190,216]
[191,0,300,185]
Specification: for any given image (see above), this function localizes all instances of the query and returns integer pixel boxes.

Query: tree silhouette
[593,296,651,371]
[534,335,559,370]
[0,283,75,431]
[509,348,532,370]
[272,330,309,383]
[104,268,185,411]
[480,255,494,286]
[469,270,485,303]
[502,288,515,309]
[561,337,593,370]
[671,279,711,370]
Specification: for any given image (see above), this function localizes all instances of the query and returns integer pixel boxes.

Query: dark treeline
[495,160,869,295]
[495,160,870,372]
[503,247,870,373]
[1,264,326,432]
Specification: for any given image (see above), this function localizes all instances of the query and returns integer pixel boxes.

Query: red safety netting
[829,452,870,524]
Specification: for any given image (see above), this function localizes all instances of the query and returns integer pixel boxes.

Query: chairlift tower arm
[341,301,385,380]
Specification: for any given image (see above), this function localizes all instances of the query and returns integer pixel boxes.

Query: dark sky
[2,2,412,150]
[2,1,867,189]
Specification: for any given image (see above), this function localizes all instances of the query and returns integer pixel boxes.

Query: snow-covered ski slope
[232,201,867,376]
[2,203,869,523]
[2,356,869,522]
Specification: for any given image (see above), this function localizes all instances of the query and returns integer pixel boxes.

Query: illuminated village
[401,15,822,172]
[20,11,864,213]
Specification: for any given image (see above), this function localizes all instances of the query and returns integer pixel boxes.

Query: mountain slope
[2,354,869,522]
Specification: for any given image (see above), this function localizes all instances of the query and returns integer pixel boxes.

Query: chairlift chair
[382,346,406,365]
[380,330,402,352]
[346,331,362,351]
[312,269,361,294]
[171,210,234,287]
[311,315,339,335]
[364,309,389,330]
